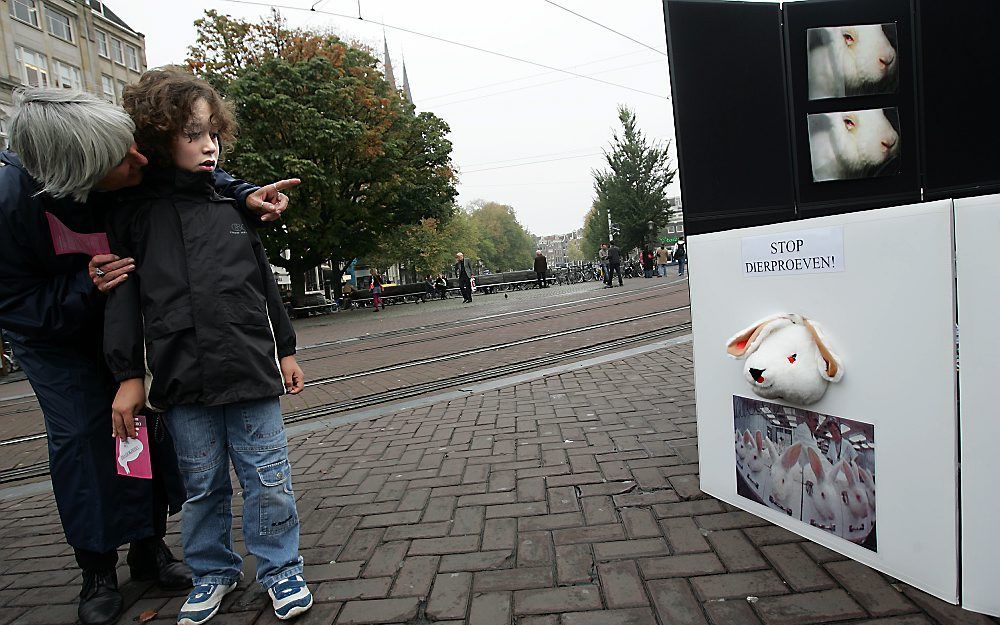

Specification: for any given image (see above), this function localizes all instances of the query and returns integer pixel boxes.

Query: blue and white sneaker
[177,582,237,625]
[268,575,313,620]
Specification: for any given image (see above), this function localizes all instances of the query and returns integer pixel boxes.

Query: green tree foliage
[187,10,457,302]
[592,105,675,252]
[367,212,478,278]
[580,201,610,260]
[566,239,585,262]
[465,201,535,272]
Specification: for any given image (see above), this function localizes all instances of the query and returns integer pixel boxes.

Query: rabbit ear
[726,314,788,358]
[801,319,843,382]
[743,430,753,445]
[807,447,827,482]
[754,431,764,452]
[842,462,857,486]
[764,437,780,462]
[781,443,803,470]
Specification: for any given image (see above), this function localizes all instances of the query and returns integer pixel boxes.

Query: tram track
[0,308,691,485]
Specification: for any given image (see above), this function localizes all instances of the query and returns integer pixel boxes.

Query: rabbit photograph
[807,23,899,100]
[808,107,901,182]
[734,395,877,551]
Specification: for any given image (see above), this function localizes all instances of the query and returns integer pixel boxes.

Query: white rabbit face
[768,441,802,507]
[827,109,899,171]
[806,447,838,521]
[746,431,770,473]
[835,25,897,89]
[840,462,869,519]
[744,323,827,405]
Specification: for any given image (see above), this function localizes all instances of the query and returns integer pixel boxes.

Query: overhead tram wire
[461,153,603,175]
[542,0,667,57]
[215,0,668,100]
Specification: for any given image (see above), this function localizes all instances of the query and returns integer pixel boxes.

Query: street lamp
[647,220,656,247]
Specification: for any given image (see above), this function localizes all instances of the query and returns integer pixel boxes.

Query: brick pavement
[0,339,994,624]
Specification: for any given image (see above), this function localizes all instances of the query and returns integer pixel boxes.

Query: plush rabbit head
[727,314,843,405]
[766,439,803,507]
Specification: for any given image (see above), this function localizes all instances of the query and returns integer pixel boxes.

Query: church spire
[401,56,413,105]
[382,35,397,90]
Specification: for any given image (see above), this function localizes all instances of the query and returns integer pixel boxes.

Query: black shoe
[127,539,192,590]
[79,569,123,625]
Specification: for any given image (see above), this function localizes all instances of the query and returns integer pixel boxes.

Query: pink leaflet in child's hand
[45,212,111,256]
[117,415,152,479]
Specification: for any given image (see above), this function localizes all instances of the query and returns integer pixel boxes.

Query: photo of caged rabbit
[734,395,877,552]
[808,108,901,183]
[807,23,899,100]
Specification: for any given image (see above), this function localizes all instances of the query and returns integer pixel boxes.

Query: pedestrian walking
[598,243,610,284]
[656,244,671,277]
[455,252,474,303]
[370,270,383,312]
[107,69,313,624]
[534,250,548,288]
[641,246,655,278]
[0,87,294,625]
[674,239,687,276]
[606,242,624,287]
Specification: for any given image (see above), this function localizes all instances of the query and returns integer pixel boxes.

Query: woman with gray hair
[0,87,298,625]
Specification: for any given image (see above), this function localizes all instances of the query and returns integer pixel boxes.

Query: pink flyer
[116,415,152,479]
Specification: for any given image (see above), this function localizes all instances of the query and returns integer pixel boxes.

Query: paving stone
[408,534,479,556]
[647,578,708,625]
[599,560,648,608]
[307,561,365,581]
[639,553,725,579]
[468,591,513,625]
[690,571,789,601]
[901,586,995,625]
[451,505,486,535]
[517,531,554,567]
[582,495,618,525]
[759,543,834,592]
[383,521,451,541]
[439,550,514,572]
[851,617,936,625]
[620,508,661,539]
[661,517,710,554]
[754,589,866,625]
[363,542,408,578]
[356,510,422,529]
[552,523,626,545]
[594,538,670,561]
[390,555,439,598]
[518,512,585,532]
[482,518,518,550]
[707,529,767,572]
[427,572,472,620]
[824,560,916,617]
[513,585,602,615]
[695,511,771,531]
[485,502,547,519]
[703,598,763,625]
[653,500,726,518]
[799,541,848,564]
[336,598,420,624]
[743,526,806,546]
[474,567,554,592]
[561,608,658,625]
[547,486,580,513]
[315,577,392,601]
[556,543,595,585]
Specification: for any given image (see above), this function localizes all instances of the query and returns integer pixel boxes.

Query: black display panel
[663,0,796,236]
[784,0,920,217]
[917,0,1000,199]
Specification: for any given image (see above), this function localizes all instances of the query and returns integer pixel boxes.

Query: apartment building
[0,0,145,147]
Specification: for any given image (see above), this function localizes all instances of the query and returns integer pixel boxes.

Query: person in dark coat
[455,252,474,303]
[0,88,295,625]
[533,250,548,288]
[674,239,687,276]
[606,242,624,287]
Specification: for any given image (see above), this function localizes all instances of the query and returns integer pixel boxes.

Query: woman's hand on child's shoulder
[280,356,304,394]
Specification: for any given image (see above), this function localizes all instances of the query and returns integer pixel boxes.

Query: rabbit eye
[787,354,797,364]
[843,117,856,130]
[843,32,855,45]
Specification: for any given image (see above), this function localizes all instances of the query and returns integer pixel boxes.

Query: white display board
[690,200,960,603]
[954,194,1000,617]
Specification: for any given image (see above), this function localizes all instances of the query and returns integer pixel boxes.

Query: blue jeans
[678,258,686,275]
[657,264,668,277]
[165,398,303,589]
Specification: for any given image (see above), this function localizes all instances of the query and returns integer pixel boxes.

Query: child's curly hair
[122,66,237,168]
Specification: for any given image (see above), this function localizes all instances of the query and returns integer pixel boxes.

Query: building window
[117,80,127,100]
[124,45,139,71]
[46,8,74,42]
[666,226,675,234]
[110,36,124,65]
[14,46,49,87]
[9,0,39,27]
[54,60,82,90]
[101,74,115,101]
[0,117,8,148]
[95,30,109,58]
[676,224,684,232]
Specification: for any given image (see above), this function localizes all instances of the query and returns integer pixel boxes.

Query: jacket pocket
[256,458,297,536]
[145,303,195,340]
[221,296,268,326]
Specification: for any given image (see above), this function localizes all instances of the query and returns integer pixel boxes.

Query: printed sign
[742,226,844,276]
[46,212,111,257]
[116,415,152,479]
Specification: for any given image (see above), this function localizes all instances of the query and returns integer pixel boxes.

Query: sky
[109,0,676,236]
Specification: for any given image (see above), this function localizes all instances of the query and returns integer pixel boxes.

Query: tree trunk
[289,269,308,309]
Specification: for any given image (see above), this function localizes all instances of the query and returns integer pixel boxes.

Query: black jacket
[608,245,622,265]
[104,168,295,409]
[455,258,473,281]
[534,255,547,272]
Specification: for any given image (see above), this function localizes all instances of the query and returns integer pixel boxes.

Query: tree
[580,201,610,260]
[592,105,676,252]
[368,212,478,278]
[465,201,535,272]
[566,239,585,262]
[187,11,457,302]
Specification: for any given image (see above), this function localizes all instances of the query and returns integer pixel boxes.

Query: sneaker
[268,575,313,620]
[177,582,237,625]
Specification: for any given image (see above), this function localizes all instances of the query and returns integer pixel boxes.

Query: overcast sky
[109,0,676,236]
